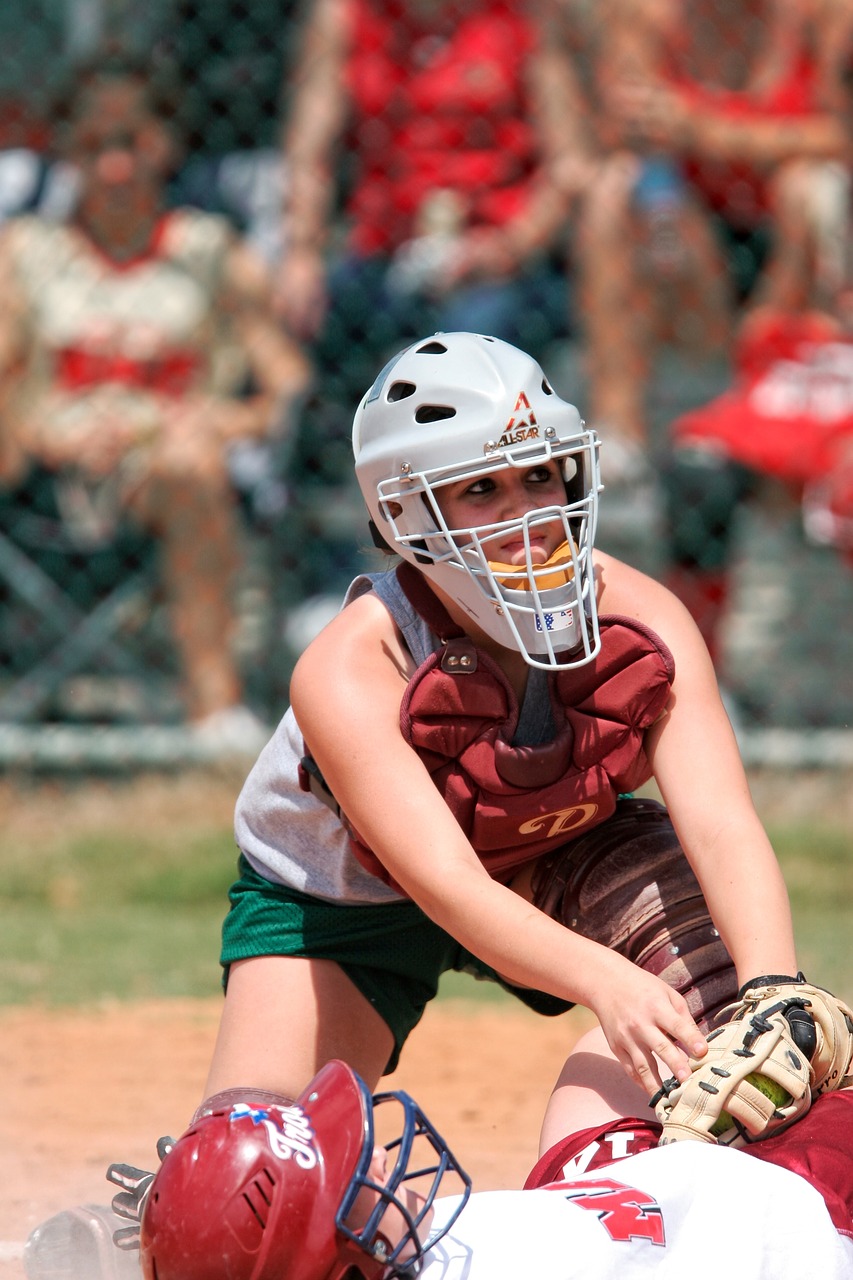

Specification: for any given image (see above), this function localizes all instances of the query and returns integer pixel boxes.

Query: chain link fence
[0,0,851,766]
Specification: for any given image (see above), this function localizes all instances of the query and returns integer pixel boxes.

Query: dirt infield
[3,765,850,1279]
[1,997,596,1280]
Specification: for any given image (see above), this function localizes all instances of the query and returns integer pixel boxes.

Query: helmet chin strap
[488,539,576,591]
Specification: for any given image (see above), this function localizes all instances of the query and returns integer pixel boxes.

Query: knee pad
[531,797,738,1030]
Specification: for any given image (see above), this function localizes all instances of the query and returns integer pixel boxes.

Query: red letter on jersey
[561,1178,665,1245]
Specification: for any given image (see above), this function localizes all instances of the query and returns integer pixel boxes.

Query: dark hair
[52,44,182,141]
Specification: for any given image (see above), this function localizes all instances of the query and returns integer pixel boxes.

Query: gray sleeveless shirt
[233,568,553,904]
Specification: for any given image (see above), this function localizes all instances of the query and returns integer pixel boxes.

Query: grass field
[1,767,851,1007]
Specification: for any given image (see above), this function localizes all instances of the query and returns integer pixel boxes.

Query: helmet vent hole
[415,340,448,355]
[387,380,416,402]
[542,378,554,395]
[415,405,456,424]
[242,1169,276,1229]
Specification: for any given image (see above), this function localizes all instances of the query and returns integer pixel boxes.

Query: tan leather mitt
[724,974,853,1098]
[653,998,812,1148]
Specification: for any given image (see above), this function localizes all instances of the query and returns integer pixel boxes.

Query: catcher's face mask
[353,331,603,669]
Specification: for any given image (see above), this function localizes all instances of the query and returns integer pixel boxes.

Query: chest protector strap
[337,564,675,891]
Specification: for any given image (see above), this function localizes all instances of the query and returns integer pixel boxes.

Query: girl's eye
[456,466,558,500]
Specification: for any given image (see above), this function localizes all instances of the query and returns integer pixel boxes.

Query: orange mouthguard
[489,540,576,590]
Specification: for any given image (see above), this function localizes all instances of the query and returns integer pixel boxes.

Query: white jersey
[4,209,246,441]
[419,1141,853,1279]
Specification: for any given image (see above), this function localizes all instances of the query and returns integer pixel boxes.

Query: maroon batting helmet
[139,1060,469,1280]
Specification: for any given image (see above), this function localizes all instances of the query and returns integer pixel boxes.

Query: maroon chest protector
[339,564,675,890]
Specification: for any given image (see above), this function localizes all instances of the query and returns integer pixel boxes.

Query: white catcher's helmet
[353,332,602,668]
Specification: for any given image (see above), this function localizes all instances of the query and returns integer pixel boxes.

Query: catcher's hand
[727,973,853,1098]
[652,994,813,1147]
[106,1135,175,1250]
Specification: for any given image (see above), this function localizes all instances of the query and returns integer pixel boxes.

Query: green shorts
[220,855,571,1072]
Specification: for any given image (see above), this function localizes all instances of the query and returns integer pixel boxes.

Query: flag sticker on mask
[537,610,573,632]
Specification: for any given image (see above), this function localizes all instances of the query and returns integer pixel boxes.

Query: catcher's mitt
[530,798,737,1030]
[653,995,813,1147]
[722,973,853,1098]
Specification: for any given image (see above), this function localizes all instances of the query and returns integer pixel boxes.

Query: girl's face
[342,1146,433,1268]
[434,462,567,566]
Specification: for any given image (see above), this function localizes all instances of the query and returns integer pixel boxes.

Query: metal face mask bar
[336,1080,472,1273]
[376,433,602,668]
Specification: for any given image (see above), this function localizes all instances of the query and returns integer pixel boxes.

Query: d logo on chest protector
[518,803,600,840]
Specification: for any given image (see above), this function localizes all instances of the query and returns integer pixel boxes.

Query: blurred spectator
[274,0,595,605]
[573,0,847,494]
[278,0,591,347]
[157,0,301,266]
[0,3,178,225]
[661,5,853,671]
[0,54,310,744]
